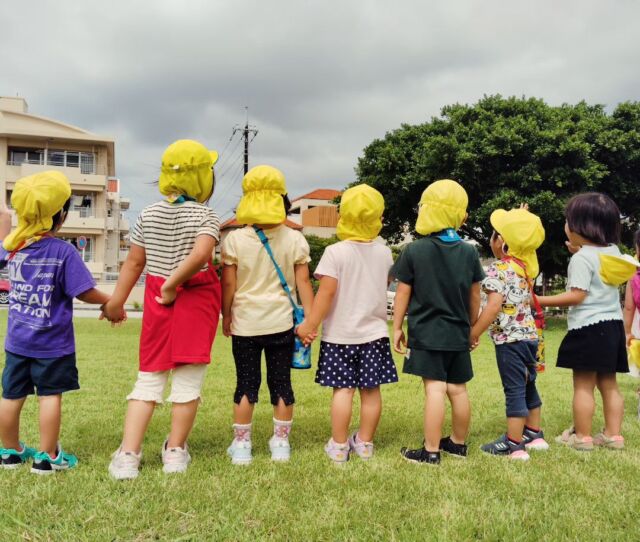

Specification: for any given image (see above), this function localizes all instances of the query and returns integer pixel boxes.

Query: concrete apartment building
[0,96,129,279]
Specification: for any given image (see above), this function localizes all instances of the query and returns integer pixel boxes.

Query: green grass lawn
[0,313,639,541]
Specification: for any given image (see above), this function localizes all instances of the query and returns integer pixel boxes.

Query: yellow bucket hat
[3,171,71,251]
[159,139,219,203]
[599,253,640,286]
[416,179,468,236]
[490,208,545,278]
[336,184,384,242]
[235,165,287,225]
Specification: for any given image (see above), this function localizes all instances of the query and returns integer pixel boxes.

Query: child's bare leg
[121,400,156,453]
[38,395,61,456]
[0,397,26,450]
[273,398,293,422]
[234,395,255,425]
[168,400,199,448]
[525,407,541,430]
[446,383,470,444]
[573,370,597,439]
[331,388,355,443]
[424,379,447,451]
[506,417,526,441]
[596,373,624,436]
[358,387,381,442]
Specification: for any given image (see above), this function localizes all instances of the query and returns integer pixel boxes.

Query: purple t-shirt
[0,237,96,357]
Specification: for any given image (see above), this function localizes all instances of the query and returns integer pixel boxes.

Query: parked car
[0,277,9,304]
[387,280,397,318]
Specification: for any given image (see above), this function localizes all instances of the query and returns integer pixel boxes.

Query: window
[47,150,65,167]
[66,152,79,168]
[61,237,94,262]
[71,193,94,218]
[80,152,95,174]
[45,149,96,173]
[8,147,44,165]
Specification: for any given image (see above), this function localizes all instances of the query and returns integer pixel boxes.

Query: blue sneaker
[1,442,36,469]
[31,444,78,475]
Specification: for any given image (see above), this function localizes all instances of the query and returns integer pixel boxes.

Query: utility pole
[232,107,258,175]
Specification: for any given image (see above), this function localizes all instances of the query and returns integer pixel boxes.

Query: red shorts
[139,265,221,372]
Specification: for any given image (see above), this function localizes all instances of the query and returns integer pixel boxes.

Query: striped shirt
[130,201,220,278]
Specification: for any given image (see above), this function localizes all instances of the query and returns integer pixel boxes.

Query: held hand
[470,332,480,351]
[565,241,580,254]
[155,283,177,305]
[295,320,317,345]
[393,328,407,354]
[627,333,635,348]
[302,330,318,347]
[100,302,128,327]
[222,316,232,337]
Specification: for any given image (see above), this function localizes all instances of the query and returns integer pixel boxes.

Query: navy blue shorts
[315,338,399,389]
[2,350,79,399]
[495,340,542,418]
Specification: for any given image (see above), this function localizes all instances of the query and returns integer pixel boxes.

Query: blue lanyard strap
[431,228,461,243]
[253,226,298,312]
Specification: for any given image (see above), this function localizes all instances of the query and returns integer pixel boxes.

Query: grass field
[0,313,639,541]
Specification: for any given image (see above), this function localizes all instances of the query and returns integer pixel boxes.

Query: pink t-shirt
[314,240,393,345]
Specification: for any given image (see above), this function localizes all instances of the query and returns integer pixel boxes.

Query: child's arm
[392,281,412,354]
[294,263,314,315]
[296,275,337,343]
[0,200,11,240]
[623,281,635,346]
[77,288,110,305]
[470,292,502,350]
[468,282,481,327]
[156,235,216,305]
[221,264,237,337]
[103,244,146,323]
[537,288,587,308]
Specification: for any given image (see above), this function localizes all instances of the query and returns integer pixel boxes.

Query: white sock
[273,418,292,439]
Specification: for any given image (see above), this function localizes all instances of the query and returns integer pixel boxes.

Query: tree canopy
[355,95,640,277]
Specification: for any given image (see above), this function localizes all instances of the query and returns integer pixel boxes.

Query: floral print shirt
[482,259,538,345]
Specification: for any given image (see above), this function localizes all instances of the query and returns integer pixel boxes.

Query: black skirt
[557,320,629,373]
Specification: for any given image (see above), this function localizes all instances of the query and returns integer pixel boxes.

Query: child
[470,207,547,460]
[538,193,637,450]
[0,171,111,474]
[392,179,484,465]
[104,139,221,479]
[221,165,313,465]
[622,229,640,418]
[296,184,398,464]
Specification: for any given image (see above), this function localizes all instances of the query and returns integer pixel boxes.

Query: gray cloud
[2,0,638,218]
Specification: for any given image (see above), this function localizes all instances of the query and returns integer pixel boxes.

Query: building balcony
[5,163,107,190]
[60,211,106,233]
[120,218,130,232]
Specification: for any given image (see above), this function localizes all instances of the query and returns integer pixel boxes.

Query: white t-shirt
[566,244,623,330]
[222,225,310,336]
[315,240,393,345]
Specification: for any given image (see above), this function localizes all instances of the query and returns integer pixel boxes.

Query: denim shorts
[495,340,542,418]
[2,350,79,399]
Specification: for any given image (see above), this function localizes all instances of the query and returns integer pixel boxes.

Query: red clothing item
[139,265,221,371]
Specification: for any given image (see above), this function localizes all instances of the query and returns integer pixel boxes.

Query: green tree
[304,234,339,290]
[355,95,640,277]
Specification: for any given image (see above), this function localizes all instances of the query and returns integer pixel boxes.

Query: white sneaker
[161,439,191,474]
[109,447,142,480]
[269,436,291,462]
[227,438,252,465]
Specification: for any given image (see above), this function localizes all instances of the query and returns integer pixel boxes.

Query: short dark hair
[51,198,71,231]
[565,192,621,245]
[634,228,640,252]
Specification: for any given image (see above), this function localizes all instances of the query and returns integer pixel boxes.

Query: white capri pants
[127,364,208,404]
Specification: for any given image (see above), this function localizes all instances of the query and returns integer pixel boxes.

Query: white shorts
[127,364,207,404]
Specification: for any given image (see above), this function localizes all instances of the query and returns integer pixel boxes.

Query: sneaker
[593,431,624,450]
[31,444,78,475]
[522,427,550,451]
[481,434,529,461]
[0,443,36,469]
[439,436,467,458]
[324,439,349,465]
[400,447,441,465]
[108,447,142,480]
[269,436,291,462]
[161,439,191,474]
[555,427,594,451]
[348,432,374,460]
[227,438,252,465]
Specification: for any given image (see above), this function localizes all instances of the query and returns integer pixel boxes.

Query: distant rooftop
[292,189,341,202]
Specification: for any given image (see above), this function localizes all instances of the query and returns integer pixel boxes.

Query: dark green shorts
[403,348,473,384]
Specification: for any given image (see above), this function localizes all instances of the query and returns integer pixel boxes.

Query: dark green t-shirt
[391,237,485,351]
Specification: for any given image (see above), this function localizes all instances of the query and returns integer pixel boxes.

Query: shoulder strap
[253,226,298,312]
[504,256,544,326]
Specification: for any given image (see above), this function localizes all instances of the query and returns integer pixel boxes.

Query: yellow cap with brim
[415,179,468,236]
[490,208,545,278]
[159,139,218,203]
[336,184,384,242]
[599,253,640,286]
[235,165,287,225]
[3,171,71,251]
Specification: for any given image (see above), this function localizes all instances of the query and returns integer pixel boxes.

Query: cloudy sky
[1,1,637,222]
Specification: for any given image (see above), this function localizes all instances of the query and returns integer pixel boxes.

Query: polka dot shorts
[315,338,399,389]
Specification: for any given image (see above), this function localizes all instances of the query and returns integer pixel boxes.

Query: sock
[525,425,540,433]
[273,418,292,440]
[233,423,252,442]
[507,436,521,445]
